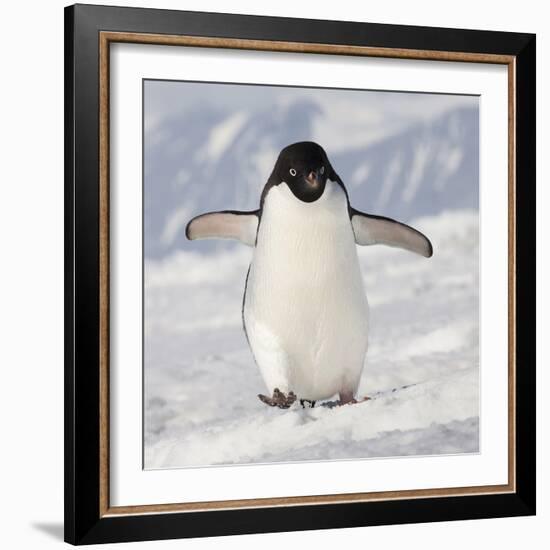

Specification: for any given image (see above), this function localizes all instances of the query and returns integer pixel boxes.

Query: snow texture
[144,210,479,469]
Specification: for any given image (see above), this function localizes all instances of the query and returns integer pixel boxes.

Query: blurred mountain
[144,99,478,258]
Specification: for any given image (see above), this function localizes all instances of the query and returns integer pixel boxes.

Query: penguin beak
[289,169,326,203]
[305,171,319,187]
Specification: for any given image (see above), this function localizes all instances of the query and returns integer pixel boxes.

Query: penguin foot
[338,394,371,406]
[300,399,316,408]
[258,388,297,409]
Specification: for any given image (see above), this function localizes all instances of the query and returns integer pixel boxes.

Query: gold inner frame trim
[98,31,517,518]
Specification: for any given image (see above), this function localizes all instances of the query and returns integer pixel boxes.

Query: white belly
[243,181,369,401]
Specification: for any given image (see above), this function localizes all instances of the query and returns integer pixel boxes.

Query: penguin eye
[289,168,297,177]
[320,166,325,175]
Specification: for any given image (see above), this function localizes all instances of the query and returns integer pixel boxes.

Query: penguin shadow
[362,382,418,402]
[318,399,343,409]
[304,382,419,411]
[292,398,364,417]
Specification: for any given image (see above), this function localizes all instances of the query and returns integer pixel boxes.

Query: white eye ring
[320,166,325,175]
[289,168,297,176]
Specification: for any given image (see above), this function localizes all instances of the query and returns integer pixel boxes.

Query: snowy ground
[144,209,479,469]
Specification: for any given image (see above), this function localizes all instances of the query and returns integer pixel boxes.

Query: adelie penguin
[186,141,433,409]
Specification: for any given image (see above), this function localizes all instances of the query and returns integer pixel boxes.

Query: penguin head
[268,141,337,203]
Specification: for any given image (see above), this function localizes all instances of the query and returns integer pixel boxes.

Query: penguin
[186,141,432,408]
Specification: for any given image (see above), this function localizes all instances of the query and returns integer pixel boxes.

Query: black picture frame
[65,3,536,545]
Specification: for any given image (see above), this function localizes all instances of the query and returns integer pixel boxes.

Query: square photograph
[143,79,479,469]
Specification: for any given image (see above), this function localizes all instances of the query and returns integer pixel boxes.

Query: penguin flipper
[350,208,433,258]
[186,210,259,246]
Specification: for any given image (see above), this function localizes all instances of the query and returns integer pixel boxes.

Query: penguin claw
[258,388,297,409]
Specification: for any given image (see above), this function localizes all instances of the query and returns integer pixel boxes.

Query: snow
[144,208,479,469]
[374,152,402,211]
[402,142,430,203]
[159,205,193,247]
[350,162,371,187]
[199,111,249,163]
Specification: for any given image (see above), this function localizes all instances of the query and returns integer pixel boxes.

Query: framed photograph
[64,3,536,545]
